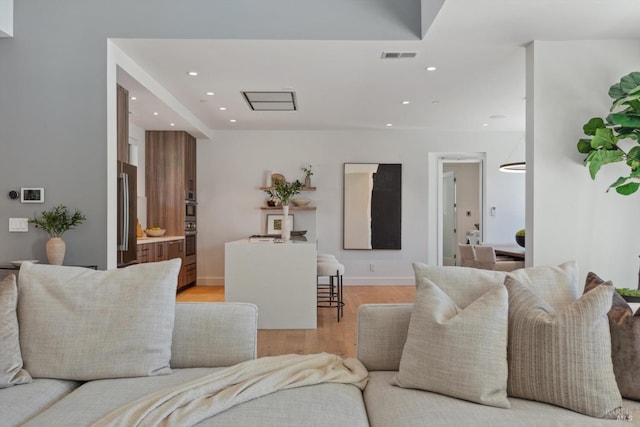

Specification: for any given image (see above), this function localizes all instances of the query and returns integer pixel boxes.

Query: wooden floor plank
[177,285,415,357]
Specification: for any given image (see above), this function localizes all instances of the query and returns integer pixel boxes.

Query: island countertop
[137,236,185,244]
[224,239,317,329]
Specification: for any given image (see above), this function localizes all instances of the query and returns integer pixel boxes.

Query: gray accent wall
[0,0,422,268]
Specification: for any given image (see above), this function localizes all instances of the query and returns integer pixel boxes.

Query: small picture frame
[266,214,294,234]
[21,187,44,203]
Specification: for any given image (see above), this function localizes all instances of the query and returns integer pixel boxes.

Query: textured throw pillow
[18,259,181,381]
[394,277,510,408]
[584,272,640,400]
[0,274,32,388]
[412,261,578,310]
[505,275,622,418]
[509,261,580,311]
[412,262,505,308]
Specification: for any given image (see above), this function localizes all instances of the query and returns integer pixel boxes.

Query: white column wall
[527,40,640,288]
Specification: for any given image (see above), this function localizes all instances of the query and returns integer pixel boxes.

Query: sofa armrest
[171,302,258,368]
[357,303,413,371]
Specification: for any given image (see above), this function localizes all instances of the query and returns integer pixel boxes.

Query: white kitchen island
[224,239,317,329]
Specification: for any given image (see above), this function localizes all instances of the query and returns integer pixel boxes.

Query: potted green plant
[264,179,304,207]
[264,180,303,241]
[577,71,640,195]
[29,204,86,265]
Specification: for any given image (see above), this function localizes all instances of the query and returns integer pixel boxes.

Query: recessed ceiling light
[385,123,393,127]
[401,101,410,105]
[482,123,489,127]
[219,107,227,111]
[206,92,215,96]
[432,100,439,105]
[170,123,175,127]
[187,71,198,76]
[130,96,136,101]
[230,119,237,123]
[153,112,159,116]
[425,66,437,71]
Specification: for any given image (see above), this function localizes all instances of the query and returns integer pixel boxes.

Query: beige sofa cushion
[505,275,622,418]
[18,259,181,381]
[0,274,32,388]
[394,278,510,408]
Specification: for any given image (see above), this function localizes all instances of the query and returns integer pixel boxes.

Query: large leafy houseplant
[29,204,86,237]
[577,71,640,195]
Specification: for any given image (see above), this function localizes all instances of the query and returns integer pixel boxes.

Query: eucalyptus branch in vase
[264,180,304,206]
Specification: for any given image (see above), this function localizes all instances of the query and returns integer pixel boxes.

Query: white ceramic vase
[46,237,66,265]
[281,205,291,242]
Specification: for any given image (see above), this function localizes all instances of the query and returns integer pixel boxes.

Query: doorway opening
[437,155,485,266]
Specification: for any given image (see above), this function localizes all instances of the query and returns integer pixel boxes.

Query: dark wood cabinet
[116,84,129,163]
[145,130,197,291]
[137,238,186,291]
[145,131,196,235]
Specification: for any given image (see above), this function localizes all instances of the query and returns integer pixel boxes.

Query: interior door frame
[433,153,486,266]
[442,170,457,266]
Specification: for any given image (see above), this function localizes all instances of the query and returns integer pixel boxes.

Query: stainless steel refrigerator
[117,161,137,265]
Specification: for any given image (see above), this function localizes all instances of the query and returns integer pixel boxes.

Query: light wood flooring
[177,285,416,358]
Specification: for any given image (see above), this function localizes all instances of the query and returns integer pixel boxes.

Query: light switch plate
[9,218,28,232]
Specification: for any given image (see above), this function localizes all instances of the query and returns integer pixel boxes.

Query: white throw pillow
[0,274,32,388]
[18,259,181,381]
[394,277,510,408]
[505,275,622,418]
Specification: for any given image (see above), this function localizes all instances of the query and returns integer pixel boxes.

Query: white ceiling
[114,0,640,138]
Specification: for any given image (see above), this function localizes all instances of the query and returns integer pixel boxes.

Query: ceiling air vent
[242,91,297,111]
[381,52,417,59]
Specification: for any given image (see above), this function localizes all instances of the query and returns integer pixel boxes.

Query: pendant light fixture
[499,136,526,173]
[499,161,526,173]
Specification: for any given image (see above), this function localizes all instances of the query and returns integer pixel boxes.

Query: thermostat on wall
[21,188,44,203]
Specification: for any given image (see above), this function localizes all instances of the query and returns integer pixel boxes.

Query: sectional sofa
[2,260,640,426]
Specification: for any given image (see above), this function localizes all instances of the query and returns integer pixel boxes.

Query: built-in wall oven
[185,192,197,265]
[184,232,196,265]
[185,200,196,222]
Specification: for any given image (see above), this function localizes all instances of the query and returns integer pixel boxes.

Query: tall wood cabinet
[116,84,129,163]
[146,130,197,291]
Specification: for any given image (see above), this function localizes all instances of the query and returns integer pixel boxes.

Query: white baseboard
[343,276,414,286]
[197,277,225,286]
[196,276,415,287]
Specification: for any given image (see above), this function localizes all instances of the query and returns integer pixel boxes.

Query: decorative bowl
[292,198,311,207]
[145,228,166,237]
[10,260,40,267]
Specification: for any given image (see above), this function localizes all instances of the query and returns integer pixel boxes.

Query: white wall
[197,129,525,285]
[527,40,640,288]
[129,122,147,230]
[0,0,12,37]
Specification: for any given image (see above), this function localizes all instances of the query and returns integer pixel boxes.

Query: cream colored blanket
[92,353,368,427]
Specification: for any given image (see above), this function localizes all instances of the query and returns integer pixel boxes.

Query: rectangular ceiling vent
[381,51,417,59]
[242,91,297,111]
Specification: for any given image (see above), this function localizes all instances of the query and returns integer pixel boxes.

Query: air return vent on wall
[242,91,297,111]
[381,52,417,59]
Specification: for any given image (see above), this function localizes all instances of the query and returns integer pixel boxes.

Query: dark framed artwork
[343,163,401,249]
